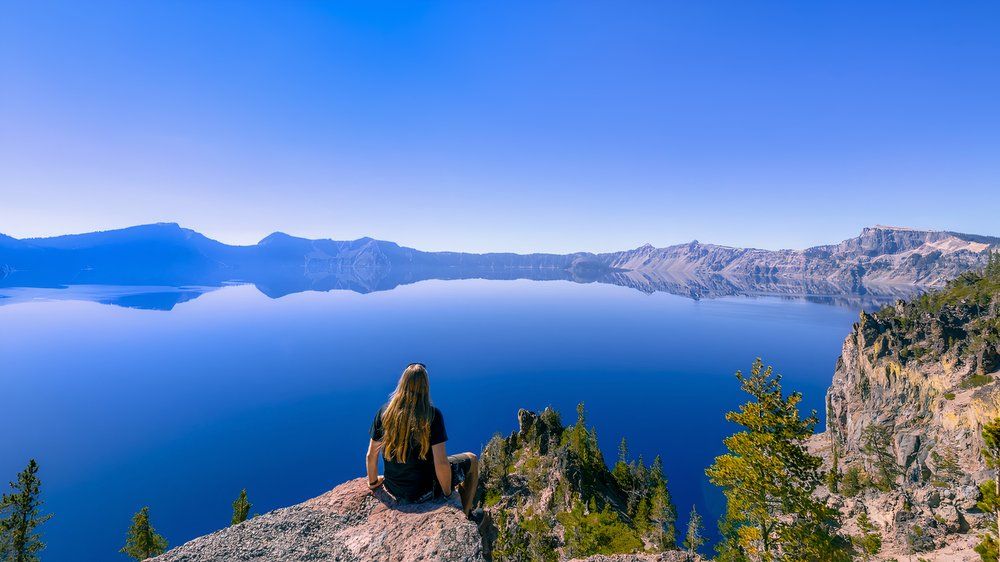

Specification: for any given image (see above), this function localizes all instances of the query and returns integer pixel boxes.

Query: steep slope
[811,254,1000,558]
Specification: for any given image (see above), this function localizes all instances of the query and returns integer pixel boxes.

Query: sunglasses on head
[408,362,426,368]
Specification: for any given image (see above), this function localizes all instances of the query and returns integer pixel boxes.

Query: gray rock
[149,478,484,562]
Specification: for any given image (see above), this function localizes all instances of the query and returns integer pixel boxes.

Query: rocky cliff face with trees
[476,406,688,561]
[813,253,1000,559]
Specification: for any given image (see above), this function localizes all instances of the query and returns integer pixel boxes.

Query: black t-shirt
[369,405,448,501]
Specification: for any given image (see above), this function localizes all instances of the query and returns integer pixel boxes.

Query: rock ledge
[151,478,484,562]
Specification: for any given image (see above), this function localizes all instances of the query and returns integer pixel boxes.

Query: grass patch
[960,374,993,390]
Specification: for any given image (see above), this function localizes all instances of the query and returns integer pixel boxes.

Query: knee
[466,452,479,473]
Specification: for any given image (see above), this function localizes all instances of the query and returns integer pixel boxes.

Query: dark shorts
[433,454,472,498]
[388,454,473,504]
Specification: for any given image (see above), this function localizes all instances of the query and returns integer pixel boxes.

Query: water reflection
[0,264,922,310]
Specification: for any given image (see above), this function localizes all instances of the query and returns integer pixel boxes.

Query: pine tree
[612,438,632,492]
[852,511,881,560]
[648,455,676,549]
[977,418,1000,561]
[706,358,850,561]
[683,504,704,560]
[861,424,899,491]
[0,460,52,562]
[231,489,251,525]
[120,507,168,560]
[826,442,841,493]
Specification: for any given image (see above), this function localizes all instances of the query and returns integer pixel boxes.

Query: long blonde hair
[382,363,434,462]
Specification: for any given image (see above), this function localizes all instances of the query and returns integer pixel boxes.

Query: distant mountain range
[0,223,996,308]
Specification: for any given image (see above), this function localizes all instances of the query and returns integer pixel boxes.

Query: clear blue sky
[1,1,998,252]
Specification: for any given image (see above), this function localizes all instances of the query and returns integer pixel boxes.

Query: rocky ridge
[1,224,995,301]
[811,253,1000,559]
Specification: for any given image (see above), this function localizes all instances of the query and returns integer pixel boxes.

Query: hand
[368,476,384,491]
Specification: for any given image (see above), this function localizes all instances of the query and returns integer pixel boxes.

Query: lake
[0,278,869,561]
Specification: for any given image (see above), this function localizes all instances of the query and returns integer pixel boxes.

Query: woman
[365,363,479,516]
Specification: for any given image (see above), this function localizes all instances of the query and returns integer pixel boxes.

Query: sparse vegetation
[0,459,52,562]
[480,404,676,561]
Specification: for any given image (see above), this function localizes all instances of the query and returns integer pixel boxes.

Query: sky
[1,1,998,253]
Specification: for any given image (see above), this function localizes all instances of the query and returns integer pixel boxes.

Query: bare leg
[456,452,479,515]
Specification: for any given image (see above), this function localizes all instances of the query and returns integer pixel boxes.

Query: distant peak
[866,225,920,232]
[258,231,294,244]
[635,243,655,251]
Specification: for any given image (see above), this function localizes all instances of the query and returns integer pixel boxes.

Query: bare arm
[432,442,452,497]
[366,439,383,489]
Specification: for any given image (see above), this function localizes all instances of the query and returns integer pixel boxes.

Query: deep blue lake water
[0,279,867,561]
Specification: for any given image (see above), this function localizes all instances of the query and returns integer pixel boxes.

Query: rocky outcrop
[812,255,1000,558]
[149,478,484,562]
[477,408,685,561]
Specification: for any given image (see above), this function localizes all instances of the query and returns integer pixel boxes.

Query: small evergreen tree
[841,465,865,497]
[852,512,882,560]
[706,358,850,561]
[0,460,52,562]
[862,424,899,491]
[231,489,251,525]
[827,442,841,493]
[977,418,1000,561]
[683,504,705,560]
[612,438,632,492]
[647,455,676,548]
[120,507,167,560]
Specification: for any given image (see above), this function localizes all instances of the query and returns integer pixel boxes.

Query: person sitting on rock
[365,362,480,516]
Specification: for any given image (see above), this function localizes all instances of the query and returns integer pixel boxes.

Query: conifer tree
[683,504,704,560]
[706,358,850,561]
[648,455,676,549]
[977,418,1000,561]
[612,438,631,491]
[852,511,881,560]
[862,424,899,491]
[120,507,167,560]
[826,442,841,493]
[0,460,52,562]
[231,489,251,525]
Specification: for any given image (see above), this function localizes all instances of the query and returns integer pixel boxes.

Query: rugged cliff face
[813,255,1000,558]
[476,408,692,561]
[603,226,996,289]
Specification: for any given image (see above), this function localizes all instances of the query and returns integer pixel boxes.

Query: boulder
[150,478,484,562]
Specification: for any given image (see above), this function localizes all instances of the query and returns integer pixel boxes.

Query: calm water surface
[1,279,865,561]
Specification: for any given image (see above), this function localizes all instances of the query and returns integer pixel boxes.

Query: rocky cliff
[603,226,996,289]
[811,254,1000,558]
[476,408,692,561]
[148,407,697,562]
[149,478,485,562]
